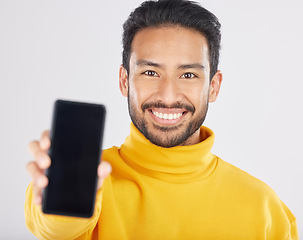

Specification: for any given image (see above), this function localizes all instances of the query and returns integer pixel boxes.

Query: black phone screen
[42,100,106,218]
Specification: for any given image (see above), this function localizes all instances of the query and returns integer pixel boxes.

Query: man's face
[119,26,221,148]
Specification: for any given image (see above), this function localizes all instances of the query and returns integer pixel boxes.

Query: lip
[148,108,187,126]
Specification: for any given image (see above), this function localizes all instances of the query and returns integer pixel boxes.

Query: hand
[26,130,112,205]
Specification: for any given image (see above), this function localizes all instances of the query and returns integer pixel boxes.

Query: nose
[156,77,182,105]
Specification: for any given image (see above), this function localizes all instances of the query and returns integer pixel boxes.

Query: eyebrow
[136,59,205,70]
[136,60,163,68]
[177,63,205,70]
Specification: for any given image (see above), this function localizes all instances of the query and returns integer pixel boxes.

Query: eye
[180,72,197,79]
[142,70,159,77]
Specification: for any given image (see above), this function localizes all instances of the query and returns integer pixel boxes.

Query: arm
[25,183,103,240]
[289,218,299,240]
[25,130,111,240]
[280,201,299,240]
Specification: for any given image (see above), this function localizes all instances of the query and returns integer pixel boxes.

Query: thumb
[97,161,112,189]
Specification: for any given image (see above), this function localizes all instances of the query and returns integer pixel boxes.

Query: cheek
[184,84,209,107]
[129,80,155,107]
[129,81,148,110]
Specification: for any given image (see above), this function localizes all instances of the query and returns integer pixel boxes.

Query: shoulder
[102,146,120,156]
[216,157,275,194]
[101,146,122,164]
[216,157,296,215]
[101,146,129,171]
[213,157,288,213]
[215,157,298,237]
[216,157,296,217]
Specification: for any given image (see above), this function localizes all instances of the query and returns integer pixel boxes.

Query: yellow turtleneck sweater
[25,124,298,240]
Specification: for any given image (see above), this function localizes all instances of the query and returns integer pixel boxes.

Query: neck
[119,123,217,182]
[179,128,202,146]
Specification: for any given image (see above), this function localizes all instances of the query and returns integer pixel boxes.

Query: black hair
[122,0,221,80]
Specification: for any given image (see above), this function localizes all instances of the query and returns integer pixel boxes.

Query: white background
[0,0,302,239]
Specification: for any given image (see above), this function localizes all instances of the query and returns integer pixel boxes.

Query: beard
[127,94,209,148]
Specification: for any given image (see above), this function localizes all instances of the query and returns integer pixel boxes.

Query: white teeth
[152,111,183,120]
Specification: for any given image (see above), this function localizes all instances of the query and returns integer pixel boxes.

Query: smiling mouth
[151,110,185,120]
[148,107,188,124]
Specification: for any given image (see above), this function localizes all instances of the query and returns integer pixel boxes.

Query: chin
[145,126,197,148]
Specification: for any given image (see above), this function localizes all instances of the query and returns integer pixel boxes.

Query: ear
[208,70,223,103]
[119,65,128,97]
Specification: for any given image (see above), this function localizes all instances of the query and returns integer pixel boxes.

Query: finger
[26,161,49,188]
[39,130,50,151]
[28,141,51,169]
[27,161,49,205]
[98,161,112,178]
[32,183,43,205]
[28,140,40,155]
[34,193,42,205]
[97,161,112,189]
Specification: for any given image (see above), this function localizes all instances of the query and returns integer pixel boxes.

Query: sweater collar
[119,123,217,182]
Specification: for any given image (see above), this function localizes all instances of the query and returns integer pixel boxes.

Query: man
[25,0,298,239]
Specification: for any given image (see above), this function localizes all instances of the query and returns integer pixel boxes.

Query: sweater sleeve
[24,182,102,240]
[280,201,299,240]
[289,218,299,240]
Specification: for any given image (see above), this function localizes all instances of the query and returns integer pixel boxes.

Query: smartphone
[42,99,106,218]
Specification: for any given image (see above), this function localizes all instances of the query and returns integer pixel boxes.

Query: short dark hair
[122,0,221,80]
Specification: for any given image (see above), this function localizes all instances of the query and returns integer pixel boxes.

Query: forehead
[130,26,209,67]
